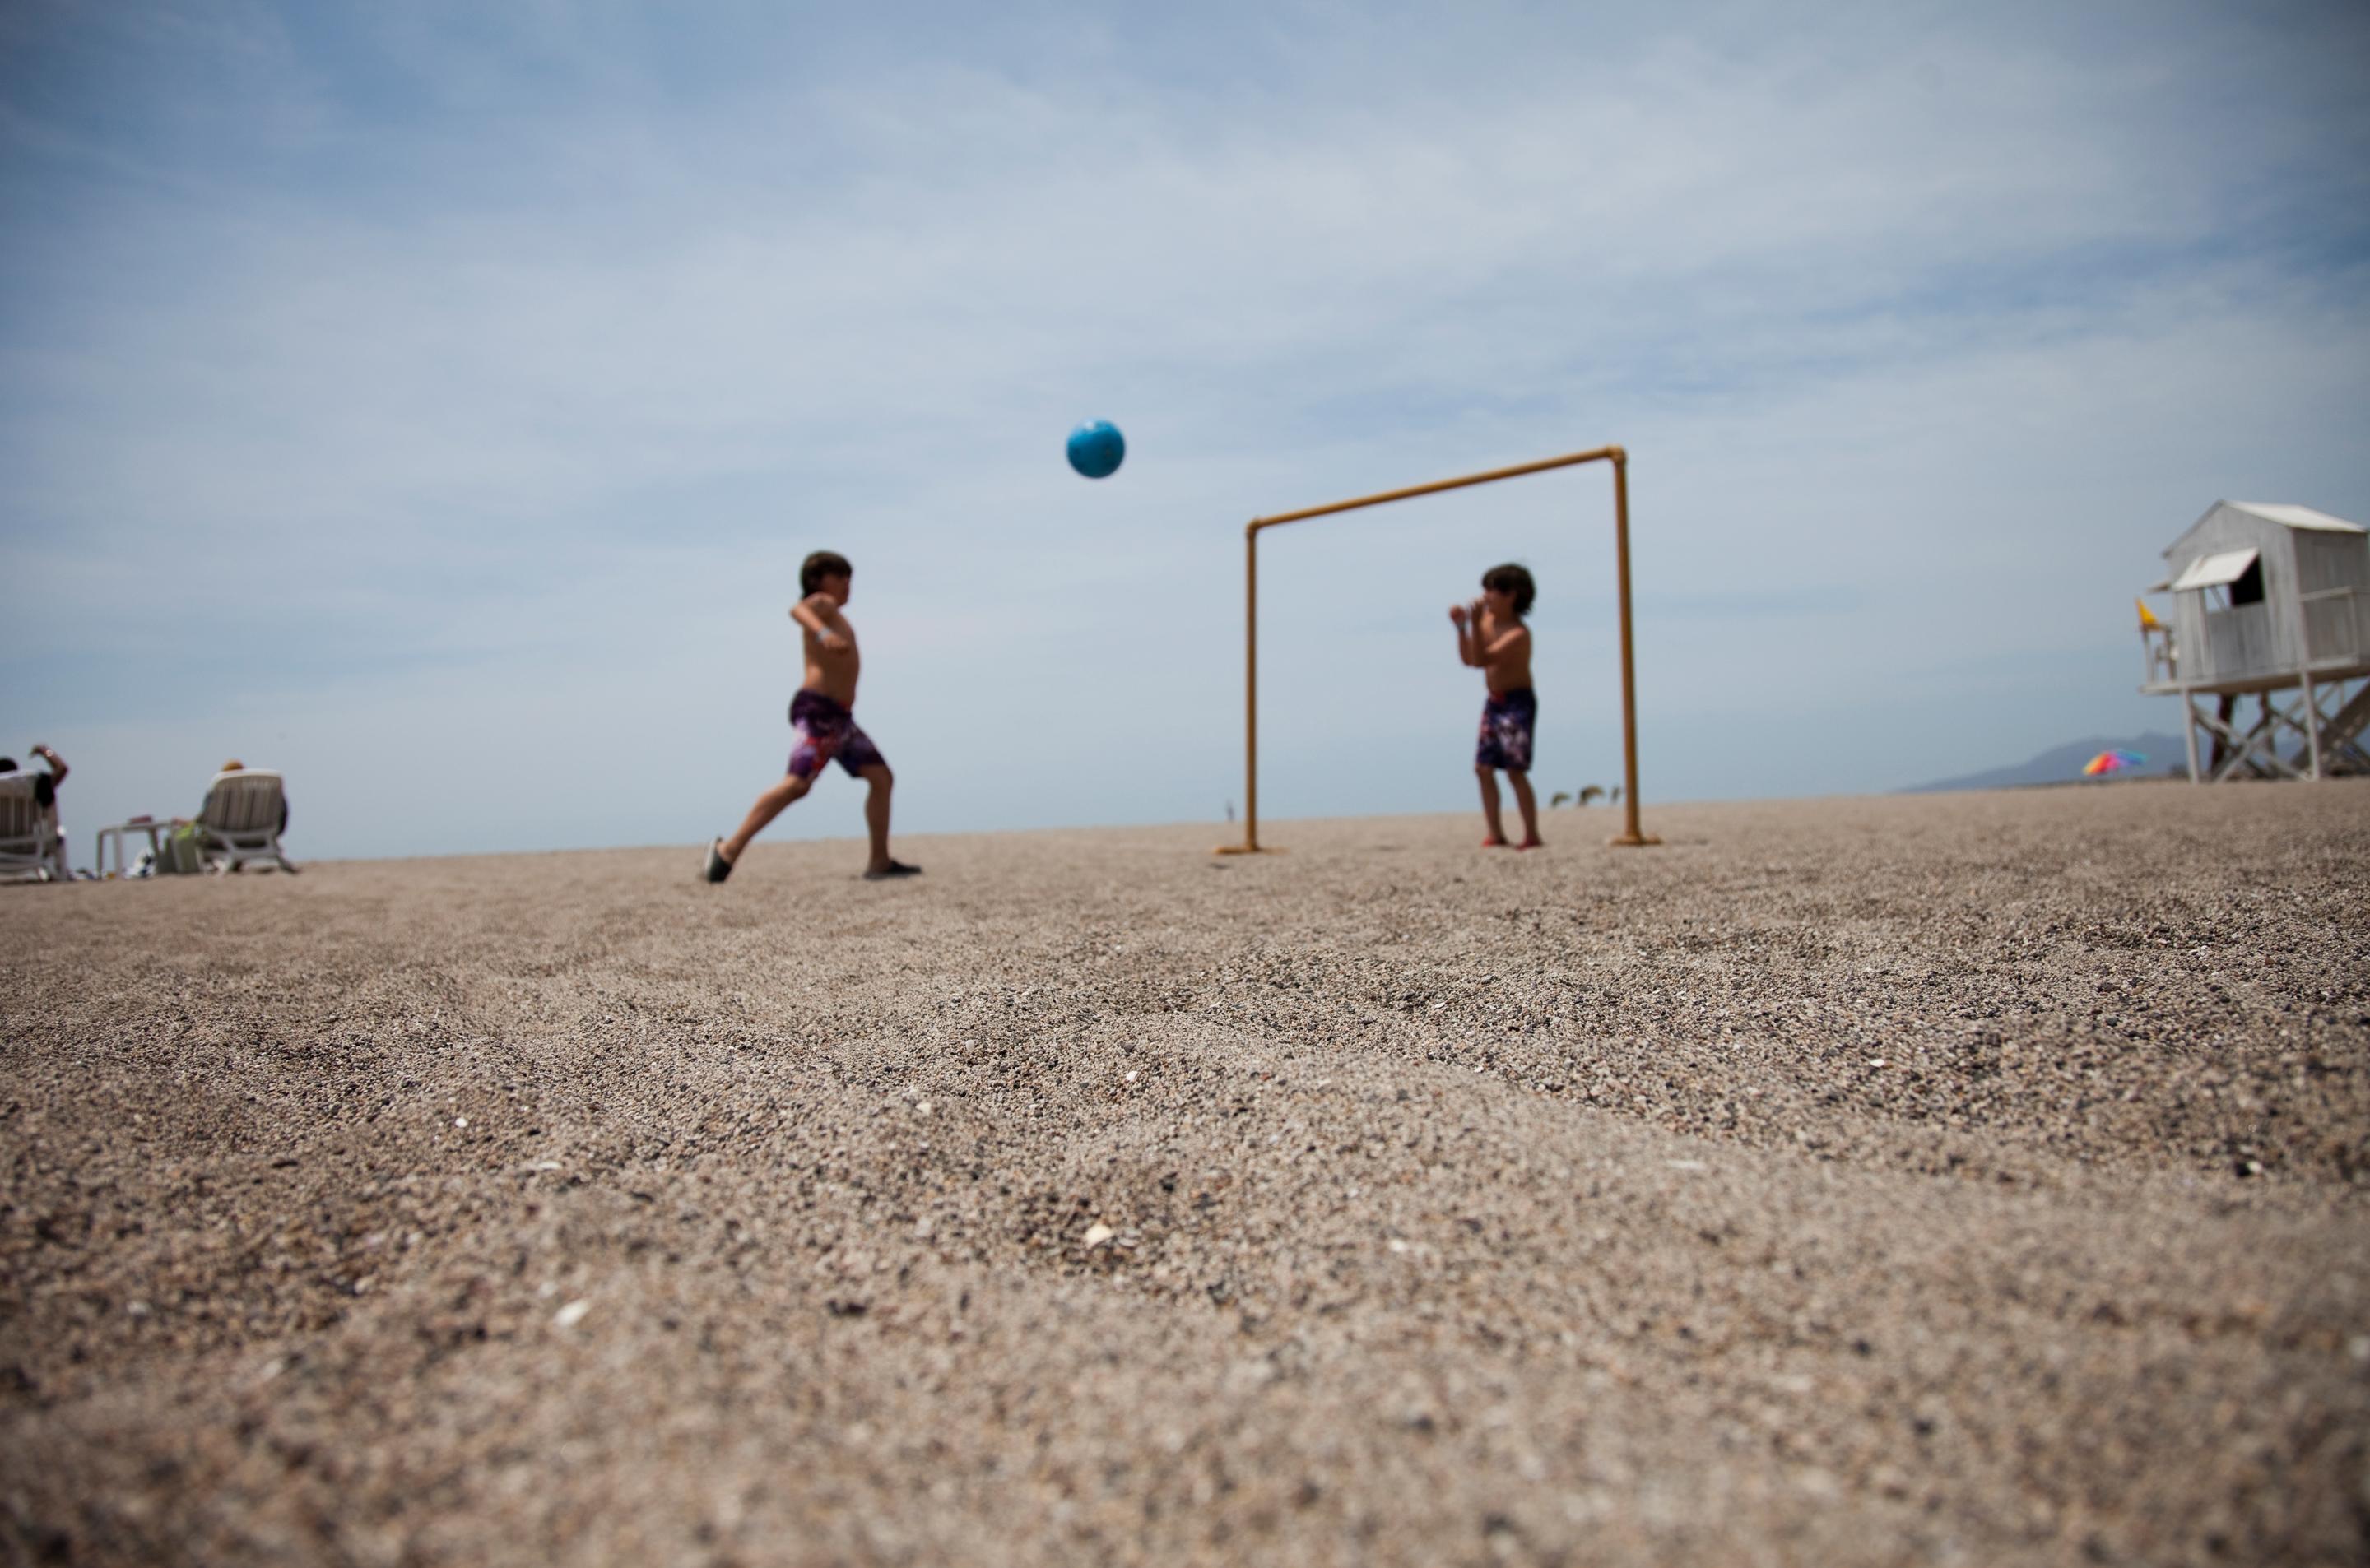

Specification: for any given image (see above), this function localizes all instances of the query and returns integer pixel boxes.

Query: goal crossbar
[1218,443,1659,853]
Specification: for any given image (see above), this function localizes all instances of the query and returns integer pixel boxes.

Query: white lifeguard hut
[2140,501,2370,782]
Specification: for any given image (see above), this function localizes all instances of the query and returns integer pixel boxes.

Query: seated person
[0,745,71,879]
[172,760,291,870]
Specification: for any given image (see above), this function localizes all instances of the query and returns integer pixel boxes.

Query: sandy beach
[4,782,2367,1566]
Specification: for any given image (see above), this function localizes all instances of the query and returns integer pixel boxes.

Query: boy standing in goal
[1449,564,1543,849]
[705,550,921,884]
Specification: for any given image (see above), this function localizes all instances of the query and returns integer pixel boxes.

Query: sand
[4,782,2368,1566]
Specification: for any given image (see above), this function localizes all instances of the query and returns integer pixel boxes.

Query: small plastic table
[95,817,171,879]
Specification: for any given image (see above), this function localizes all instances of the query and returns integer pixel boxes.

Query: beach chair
[0,773,61,883]
[196,768,299,874]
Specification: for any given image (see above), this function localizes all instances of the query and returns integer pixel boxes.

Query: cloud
[3,1,2368,855]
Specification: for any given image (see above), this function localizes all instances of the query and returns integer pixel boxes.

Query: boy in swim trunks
[704,550,921,884]
[1449,563,1542,850]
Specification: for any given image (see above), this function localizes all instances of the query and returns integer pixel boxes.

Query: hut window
[2171,547,2262,606]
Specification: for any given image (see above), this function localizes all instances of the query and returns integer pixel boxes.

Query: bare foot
[1481,837,1510,848]
[1518,837,1545,851]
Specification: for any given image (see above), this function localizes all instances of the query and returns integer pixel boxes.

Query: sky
[3,0,2368,861]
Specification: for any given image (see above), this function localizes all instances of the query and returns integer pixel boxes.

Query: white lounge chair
[196,768,299,874]
[0,773,62,883]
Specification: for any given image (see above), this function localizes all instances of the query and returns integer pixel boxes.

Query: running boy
[704,551,920,883]
[1448,564,1542,849]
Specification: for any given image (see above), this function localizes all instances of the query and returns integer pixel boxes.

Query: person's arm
[1478,624,1529,670]
[1449,605,1479,666]
[30,745,65,786]
[789,594,851,652]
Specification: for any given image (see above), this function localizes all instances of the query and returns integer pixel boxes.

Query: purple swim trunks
[787,689,887,780]
[1475,688,1536,772]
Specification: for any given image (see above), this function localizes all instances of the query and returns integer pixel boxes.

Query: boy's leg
[838,726,915,879]
[721,771,814,862]
[1475,765,1508,846]
[1507,771,1543,847]
[857,763,898,874]
[714,711,844,877]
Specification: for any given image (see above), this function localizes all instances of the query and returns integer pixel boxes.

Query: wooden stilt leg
[2301,671,2324,779]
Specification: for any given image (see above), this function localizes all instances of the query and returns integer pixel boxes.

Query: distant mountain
[1902,732,2189,793]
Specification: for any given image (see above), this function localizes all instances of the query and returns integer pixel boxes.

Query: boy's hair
[1482,563,1536,616]
[801,550,853,596]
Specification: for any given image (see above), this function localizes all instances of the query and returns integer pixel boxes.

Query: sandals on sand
[706,842,920,884]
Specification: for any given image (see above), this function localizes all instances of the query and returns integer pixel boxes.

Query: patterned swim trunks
[1475,688,1536,772]
[787,689,887,780]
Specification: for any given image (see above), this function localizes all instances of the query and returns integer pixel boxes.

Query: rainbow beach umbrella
[2081,749,2148,777]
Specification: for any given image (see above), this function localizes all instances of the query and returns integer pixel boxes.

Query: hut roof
[2224,502,2363,534]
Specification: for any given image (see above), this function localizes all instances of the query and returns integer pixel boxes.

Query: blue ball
[1066,419,1126,480]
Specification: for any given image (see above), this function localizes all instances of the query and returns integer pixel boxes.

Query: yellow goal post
[1217,444,1659,853]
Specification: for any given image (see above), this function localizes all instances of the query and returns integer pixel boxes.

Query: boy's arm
[1479,624,1529,665]
[789,594,851,651]
[31,745,66,785]
[1449,605,1479,666]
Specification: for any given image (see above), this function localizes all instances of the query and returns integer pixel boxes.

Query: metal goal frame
[1218,444,1657,853]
